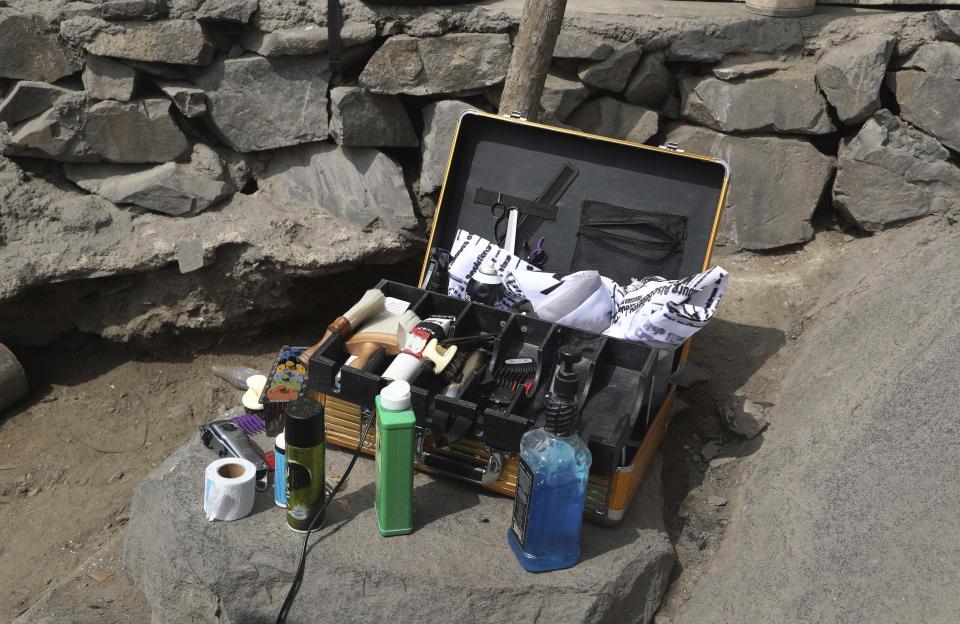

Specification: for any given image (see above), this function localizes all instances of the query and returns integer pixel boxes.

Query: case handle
[421,449,503,487]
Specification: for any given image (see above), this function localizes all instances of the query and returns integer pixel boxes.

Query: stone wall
[1,0,958,344]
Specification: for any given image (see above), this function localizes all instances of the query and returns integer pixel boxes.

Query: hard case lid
[420,111,728,286]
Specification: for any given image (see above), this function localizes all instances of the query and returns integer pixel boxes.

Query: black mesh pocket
[571,200,687,283]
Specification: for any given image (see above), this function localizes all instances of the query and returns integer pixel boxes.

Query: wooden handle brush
[342,310,420,370]
[300,289,386,363]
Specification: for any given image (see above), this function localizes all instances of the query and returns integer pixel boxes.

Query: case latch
[658,141,685,153]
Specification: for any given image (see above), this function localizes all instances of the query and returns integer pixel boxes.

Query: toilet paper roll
[203,457,257,522]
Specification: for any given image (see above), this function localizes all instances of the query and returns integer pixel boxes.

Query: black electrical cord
[275,411,375,624]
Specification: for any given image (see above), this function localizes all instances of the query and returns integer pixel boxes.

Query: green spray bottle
[374,380,416,536]
[285,397,326,533]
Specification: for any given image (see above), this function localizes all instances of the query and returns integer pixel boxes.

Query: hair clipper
[199,420,269,491]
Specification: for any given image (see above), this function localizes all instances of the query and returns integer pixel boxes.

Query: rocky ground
[3,0,960,621]
[4,213,928,623]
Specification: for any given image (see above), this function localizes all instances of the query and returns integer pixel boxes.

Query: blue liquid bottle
[508,346,592,572]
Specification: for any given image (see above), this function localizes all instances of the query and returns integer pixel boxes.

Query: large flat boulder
[833,109,960,232]
[191,54,330,153]
[815,34,895,125]
[124,437,674,624]
[665,124,835,250]
[360,33,512,96]
[419,99,473,195]
[6,95,189,163]
[673,217,960,623]
[0,13,76,82]
[330,86,418,148]
[84,19,214,65]
[259,142,418,231]
[887,69,960,153]
[681,68,835,135]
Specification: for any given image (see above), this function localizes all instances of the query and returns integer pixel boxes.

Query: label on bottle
[511,458,534,548]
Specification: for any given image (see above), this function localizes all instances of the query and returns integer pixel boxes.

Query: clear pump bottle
[508,346,592,572]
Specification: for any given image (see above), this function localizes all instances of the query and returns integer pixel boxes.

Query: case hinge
[504,111,526,120]
[658,142,685,153]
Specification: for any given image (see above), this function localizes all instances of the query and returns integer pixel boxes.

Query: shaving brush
[301,289,387,363]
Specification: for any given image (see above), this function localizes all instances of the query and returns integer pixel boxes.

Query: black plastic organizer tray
[306,279,659,480]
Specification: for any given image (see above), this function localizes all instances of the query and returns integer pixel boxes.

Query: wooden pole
[498,0,568,122]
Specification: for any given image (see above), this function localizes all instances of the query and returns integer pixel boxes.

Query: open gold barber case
[311,111,728,525]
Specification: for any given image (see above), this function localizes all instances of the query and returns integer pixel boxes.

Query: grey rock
[623,51,674,107]
[712,59,786,81]
[239,22,375,56]
[568,97,659,144]
[404,12,447,37]
[455,7,513,34]
[85,19,214,66]
[175,238,205,273]
[259,142,418,231]
[931,9,960,41]
[191,54,330,152]
[676,361,710,388]
[6,95,189,163]
[0,81,73,126]
[101,0,168,20]
[329,87,417,148]
[156,80,206,117]
[360,34,511,96]
[554,26,616,60]
[833,109,960,232]
[815,34,895,125]
[420,99,473,195]
[541,70,594,123]
[0,13,76,82]
[82,55,137,102]
[701,440,721,461]
[675,214,960,624]
[125,438,674,624]
[578,42,642,92]
[898,41,960,80]
[888,70,960,153]
[195,0,258,23]
[719,395,770,439]
[682,69,835,135]
[665,124,834,250]
[64,157,232,216]
[708,496,728,507]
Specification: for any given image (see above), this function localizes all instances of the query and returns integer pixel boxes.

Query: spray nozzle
[554,346,582,398]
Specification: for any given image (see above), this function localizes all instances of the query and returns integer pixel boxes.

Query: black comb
[514,163,579,255]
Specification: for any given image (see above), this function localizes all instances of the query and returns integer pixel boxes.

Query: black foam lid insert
[429,111,727,282]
